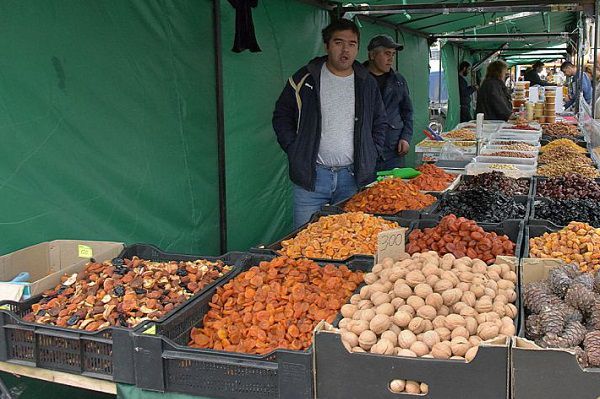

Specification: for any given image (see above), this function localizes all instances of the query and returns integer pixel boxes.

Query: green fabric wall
[0,1,220,256]
[442,43,460,130]
[358,23,430,167]
[221,0,329,251]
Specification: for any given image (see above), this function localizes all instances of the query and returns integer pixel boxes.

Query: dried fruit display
[541,138,587,153]
[410,164,456,192]
[536,174,600,200]
[543,123,581,138]
[488,164,518,170]
[406,215,516,264]
[539,147,592,165]
[279,212,399,260]
[339,252,517,363]
[22,257,232,331]
[457,171,529,196]
[529,222,600,272]
[537,162,600,178]
[523,263,600,366]
[343,179,436,215]
[189,257,363,354]
[534,198,600,227]
[436,188,526,223]
[488,151,535,159]
[444,129,476,140]
[498,143,537,151]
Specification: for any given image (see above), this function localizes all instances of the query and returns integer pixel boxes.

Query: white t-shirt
[317,63,356,167]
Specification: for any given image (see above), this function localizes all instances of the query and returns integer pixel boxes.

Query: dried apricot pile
[407,214,515,264]
[410,164,457,191]
[280,212,399,260]
[344,179,436,214]
[189,257,363,354]
[23,257,231,331]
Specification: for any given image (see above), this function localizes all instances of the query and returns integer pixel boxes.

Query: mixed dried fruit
[488,151,535,158]
[444,129,476,140]
[343,178,436,215]
[407,215,516,264]
[457,171,529,196]
[189,257,363,354]
[543,123,581,138]
[541,138,586,153]
[23,257,231,330]
[536,174,600,200]
[523,263,600,366]
[279,212,399,260]
[529,222,600,272]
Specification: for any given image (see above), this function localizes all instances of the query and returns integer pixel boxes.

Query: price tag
[77,245,93,258]
[376,228,407,263]
[142,325,156,335]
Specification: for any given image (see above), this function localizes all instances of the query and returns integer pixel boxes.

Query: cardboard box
[0,240,124,300]
[314,324,510,399]
[512,258,600,399]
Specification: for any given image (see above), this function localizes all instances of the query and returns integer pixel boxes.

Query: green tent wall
[0,0,432,256]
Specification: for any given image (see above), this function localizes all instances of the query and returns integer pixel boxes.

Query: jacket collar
[307,55,369,80]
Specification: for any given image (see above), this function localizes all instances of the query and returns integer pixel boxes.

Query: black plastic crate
[407,218,525,259]
[0,244,247,383]
[132,252,373,399]
[453,174,533,197]
[252,210,413,263]
[422,193,531,224]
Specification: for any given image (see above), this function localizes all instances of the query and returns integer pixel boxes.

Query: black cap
[368,35,404,51]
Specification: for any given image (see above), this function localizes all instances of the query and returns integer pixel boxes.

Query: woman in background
[476,60,512,121]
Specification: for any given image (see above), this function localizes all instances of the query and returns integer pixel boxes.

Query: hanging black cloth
[227,0,261,53]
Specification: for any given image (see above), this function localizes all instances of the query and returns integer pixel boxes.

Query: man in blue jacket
[365,35,413,170]
[273,19,388,228]
[561,61,592,109]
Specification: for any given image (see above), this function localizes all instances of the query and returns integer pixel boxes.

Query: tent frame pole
[594,2,599,117]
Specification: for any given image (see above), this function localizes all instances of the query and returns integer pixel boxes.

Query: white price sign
[376,227,408,263]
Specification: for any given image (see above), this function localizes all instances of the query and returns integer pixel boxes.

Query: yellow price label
[78,245,93,258]
[143,325,156,335]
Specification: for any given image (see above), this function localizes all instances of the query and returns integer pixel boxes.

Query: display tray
[453,175,533,197]
[0,245,247,384]
[253,210,413,263]
[465,162,536,178]
[422,193,531,225]
[406,217,524,260]
[131,253,373,399]
[483,144,540,153]
[474,155,537,166]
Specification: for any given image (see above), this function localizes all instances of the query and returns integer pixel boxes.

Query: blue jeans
[293,164,358,228]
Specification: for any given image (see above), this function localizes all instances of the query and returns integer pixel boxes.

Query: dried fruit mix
[344,179,436,215]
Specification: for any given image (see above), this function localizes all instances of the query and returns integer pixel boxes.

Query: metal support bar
[340,1,591,15]
[593,1,599,117]
[356,14,429,38]
[295,0,336,10]
[214,0,227,254]
[576,12,586,112]
[473,43,510,70]
[436,32,572,39]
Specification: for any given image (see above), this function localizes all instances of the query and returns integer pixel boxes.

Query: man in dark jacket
[458,61,478,122]
[273,19,388,228]
[524,61,552,86]
[475,60,513,121]
[365,34,413,171]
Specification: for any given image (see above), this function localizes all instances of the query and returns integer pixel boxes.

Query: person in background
[364,34,413,171]
[524,61,553,86]
[458,61,478,122]
[475,60,513,121]
[273,19,388,228]
[561,61,592,109]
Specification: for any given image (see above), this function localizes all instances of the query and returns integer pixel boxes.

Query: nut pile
[190,257,363,354]
[444,129,476,140]
[344,179,436,215]
[539,147,592,166]
[541,138,586,153]
[543,123,580,138]
[498,143,538,151]
[457,172,529,196]
[523,263,600,366]
[279,212,399,260]
[536,174,600,200]
[339,253,517,366]
[534,199,600,227]
[389,380,429,395]
[488,164,518,170]
[488,151,535,159]
[529,222,600,272]
[436,187,526,223]
[23,257,232,330]
[407,215,516,264]
[410,164,456,192]
[537,163,600,178]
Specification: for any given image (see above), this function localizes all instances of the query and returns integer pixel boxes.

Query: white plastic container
[474,155,538,166]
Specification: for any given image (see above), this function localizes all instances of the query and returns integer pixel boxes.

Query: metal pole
[593,2,599,117]
[213,0,227,254]
[439,44,443,110]
[577,13,586,113]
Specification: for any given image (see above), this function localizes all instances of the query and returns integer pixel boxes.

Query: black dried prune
[113,285,125,297]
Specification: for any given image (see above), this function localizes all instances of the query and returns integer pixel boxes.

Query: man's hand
[397,139,410,156]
